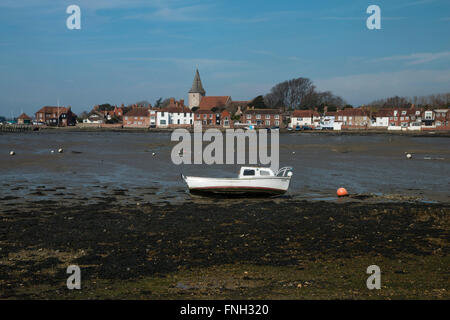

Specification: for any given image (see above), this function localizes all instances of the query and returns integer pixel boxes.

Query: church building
[188,69,232,110]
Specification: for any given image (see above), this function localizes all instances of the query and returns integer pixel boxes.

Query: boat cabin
[238,167,275,178]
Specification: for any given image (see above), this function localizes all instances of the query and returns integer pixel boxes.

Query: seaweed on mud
[0,198,448,295]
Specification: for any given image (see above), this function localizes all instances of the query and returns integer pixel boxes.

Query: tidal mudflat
[0,132,449,299]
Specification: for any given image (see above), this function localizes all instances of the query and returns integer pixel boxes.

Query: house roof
[195,109,215,114]
[198,96,231,110]
[189,69,206,95]
[18,113,32,120]
[161,98,191,113]
[336,108,369,116]
[374,109,393,117]
[292,110,320,117]
[124,107,150,117]
[36,106,71,114]
[163,106,192,113]
[245,108,281,115]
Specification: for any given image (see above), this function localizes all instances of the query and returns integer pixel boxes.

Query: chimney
[324,106,328,113]
[170,98,175,104]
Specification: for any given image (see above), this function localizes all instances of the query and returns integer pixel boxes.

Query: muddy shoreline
[1,197,448,299]
[2,126,450,138]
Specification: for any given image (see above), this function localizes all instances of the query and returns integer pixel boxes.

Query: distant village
[4,69,450,132]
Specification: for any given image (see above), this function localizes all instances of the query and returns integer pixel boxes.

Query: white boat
[182,166,293,196]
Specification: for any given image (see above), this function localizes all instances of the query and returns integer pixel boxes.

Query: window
[246,114,251,119]
[160,120,166,125]
[134,117,138,120]
[275,115,279,119]
[161,112,165,117]
[243,169,255,176]
[275,120,280,126]
[256,114,261,119]
[266,114,271,119]
[203,114,207,119]
[401,111,406,115]
[209,114,213,119]
[260,170,271,176]
[125,117,128,120]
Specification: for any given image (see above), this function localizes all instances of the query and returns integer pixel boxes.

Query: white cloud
[315,69,450,105]
[372,51,450,65]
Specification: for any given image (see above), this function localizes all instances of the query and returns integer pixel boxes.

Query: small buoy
[292,151,296,155]
[337,187,348,197]
[9,151,15,156]
[406,153,412,159]
[51,150,55,154]
[152,152,156,156]
[58,148,63,153]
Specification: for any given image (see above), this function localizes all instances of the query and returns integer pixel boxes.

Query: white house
[372,109,391,128]
[156,101,193,128]
[290,110,321,128]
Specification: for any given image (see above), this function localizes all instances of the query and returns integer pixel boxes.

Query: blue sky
[0,0,449,116]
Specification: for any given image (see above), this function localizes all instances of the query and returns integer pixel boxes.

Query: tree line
[369,93,450,109]
[247,77,346,111]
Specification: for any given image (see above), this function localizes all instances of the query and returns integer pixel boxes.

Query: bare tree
[264,77,345,110]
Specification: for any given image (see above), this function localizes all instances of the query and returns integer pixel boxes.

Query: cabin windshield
[243,169,255,176]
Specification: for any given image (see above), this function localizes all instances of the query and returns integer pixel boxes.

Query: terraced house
[123,107,151,128]
[194,109,232,128]
[243,108,282,128]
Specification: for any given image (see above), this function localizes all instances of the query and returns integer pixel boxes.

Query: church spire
[189,69,206,95]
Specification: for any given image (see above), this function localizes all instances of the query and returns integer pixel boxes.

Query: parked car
[295,125,301,131]
[314,126,322,130]
[302,126,312,130]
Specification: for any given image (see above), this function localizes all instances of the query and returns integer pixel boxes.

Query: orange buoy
[337,187,348,197]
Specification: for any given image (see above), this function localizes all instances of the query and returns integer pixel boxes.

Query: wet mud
[0,197,448,299]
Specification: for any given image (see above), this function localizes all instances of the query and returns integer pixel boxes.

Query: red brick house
[387,108,423,128]
[242,108,283,128]
[123,107,151,128]
[35,106,77,126]
[194,109,233,128]
[433,109,450,129]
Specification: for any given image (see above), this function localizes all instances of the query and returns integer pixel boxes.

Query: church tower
[188,69,206,109]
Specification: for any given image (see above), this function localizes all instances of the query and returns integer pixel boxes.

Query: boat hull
[183,176,291,196]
